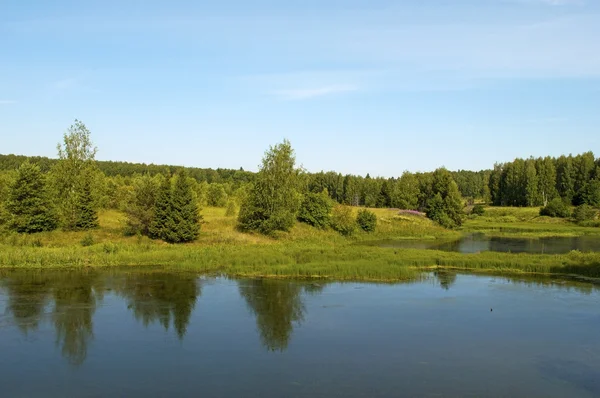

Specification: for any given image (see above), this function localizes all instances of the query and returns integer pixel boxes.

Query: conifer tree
[171,171,201,243]
[73,169,99,230]
[149,175,175,241]
[7,161,58,233]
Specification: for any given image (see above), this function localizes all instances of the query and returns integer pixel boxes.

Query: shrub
[540,198,571,218]
[330,205,356,236]
[472,204,485,216]
[80,233,94,247]
[297,192,333,228]
[225,200,237,217]
[356,209,377,232]
[573,204,598,224]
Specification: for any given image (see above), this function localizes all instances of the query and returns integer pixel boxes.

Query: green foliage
[330,205,356,236]
[6,161,58,233]
[391,171,420,210]
[206,183,228,207]
[472,204,485,216]
[225,200,237,217]
[424,169,464,228]
[51,120,101,230]
[581,179,600,207]
[73,169,99,230]
[297,191,333,229]
[171,171,201,242]
[149,175,176,241]
[149,172,201,243]
[540,198,571,218]
[80,234,94,247]
[238,140,302,235]
[124,174,160,236]
[356,209,377,232]
[572,204,598,224]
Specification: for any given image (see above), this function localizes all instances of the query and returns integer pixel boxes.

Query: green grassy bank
[1,207,599,281]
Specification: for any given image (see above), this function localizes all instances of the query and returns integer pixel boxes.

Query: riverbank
[1,207,599,281]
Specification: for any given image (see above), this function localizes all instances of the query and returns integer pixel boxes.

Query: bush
[330,205,356,236]
[540,198,571,218]
[298,192,333,229]
[356,209,377,232]
[80,233,94,247]
[225,200,237,217]
[472,204,485,216]
[573,204,598,224]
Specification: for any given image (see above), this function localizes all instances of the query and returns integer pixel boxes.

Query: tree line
[489,153,600,207]
[0,120,598,241]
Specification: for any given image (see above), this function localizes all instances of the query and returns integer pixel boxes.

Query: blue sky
[1,0,599,177]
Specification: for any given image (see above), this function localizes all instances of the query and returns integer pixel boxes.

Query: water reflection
[0,270,201,365]
[433,271,457,290]
[238,279,307,352]
[367,234,600,254]
[4,271,51,335]
[52,272,100,366]
[0,269,598,369]
[114,272,200,340]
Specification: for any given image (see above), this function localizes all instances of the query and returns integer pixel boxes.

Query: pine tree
[171,172,201,243]
[7,161,58,233]
[74,169,99,230]
[149,175,175,241]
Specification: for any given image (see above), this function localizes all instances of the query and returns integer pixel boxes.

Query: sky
[1,0,599,177]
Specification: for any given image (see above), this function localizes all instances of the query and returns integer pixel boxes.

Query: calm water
[369,234,600,254]
[1,269,599,397]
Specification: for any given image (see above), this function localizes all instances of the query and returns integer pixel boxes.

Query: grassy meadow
[462,206,600,237]
[1,205,600,281]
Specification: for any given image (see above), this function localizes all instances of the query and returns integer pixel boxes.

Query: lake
[1,269,599,397]
[367,234,600,254]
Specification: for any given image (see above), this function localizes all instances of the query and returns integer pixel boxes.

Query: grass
[0,206,599,281]
[462,206,600,237]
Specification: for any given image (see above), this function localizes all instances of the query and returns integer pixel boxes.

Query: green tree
[525,159,539,206]
[556,155,575,203]
[330,205,356,236]
[572,204,598,224]
[238,140,302,235]
[573,152,596,205]
[425,168,464,228]
[170,171,201,242]
[51,120,101,230]
[356,208,377,232]
[581,179,600,207]
[149,175,176,241]
[7,161,58,233]
[149,172,201,243]
[540,198,571,218]
[73,168,99,230]
[225,200,237,217]
[391,171,420,210]
[124,174,161,236]
[297,191,333,228]
[206,183,228,207]
[536,156,557,206]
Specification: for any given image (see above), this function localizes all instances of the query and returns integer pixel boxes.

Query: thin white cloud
[0,100,17,105]
[271,85,358,100]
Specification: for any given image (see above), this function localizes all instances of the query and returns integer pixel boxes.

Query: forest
[0,120,599,243]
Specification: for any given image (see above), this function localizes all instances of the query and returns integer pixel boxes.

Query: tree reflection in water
[238,279,309,352]
[114,272,200,340]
